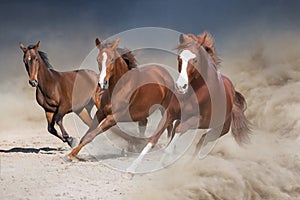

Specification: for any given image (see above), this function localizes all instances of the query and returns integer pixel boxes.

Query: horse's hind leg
[45,112,65,142]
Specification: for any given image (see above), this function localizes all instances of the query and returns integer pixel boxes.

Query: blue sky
[0,0,299,77]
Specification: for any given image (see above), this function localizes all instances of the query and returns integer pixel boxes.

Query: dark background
[1,0,299,77]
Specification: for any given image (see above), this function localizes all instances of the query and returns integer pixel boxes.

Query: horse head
[20,41,40,87]
[95,38,120,90]
[175,34,206,94]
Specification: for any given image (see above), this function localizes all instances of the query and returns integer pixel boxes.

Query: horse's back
[137,64,174,87]
[59,69,99,112]
[110,64,174,121]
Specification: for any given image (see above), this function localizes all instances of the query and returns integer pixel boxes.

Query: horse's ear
[198,33,207,46]
[19,43,27,53]
[95,38,101,48]
[34,41,40,50]
[111,38,120,50]
[179,34,192,44]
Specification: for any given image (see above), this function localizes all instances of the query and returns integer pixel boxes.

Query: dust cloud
[0,76,45,131]
[130,30,300,200]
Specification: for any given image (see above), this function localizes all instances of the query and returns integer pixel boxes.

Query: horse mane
[38,51,54,69]
[117,48,137,70]
[177,32,221,65]
[27,45,53,69]
[101,41,137,70]
[197,32,221,65]
[176,39,194,51]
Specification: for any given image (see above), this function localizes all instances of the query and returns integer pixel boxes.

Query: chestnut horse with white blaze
[20,42,100,147]
[68,38,174,159]
[127,32,251,172]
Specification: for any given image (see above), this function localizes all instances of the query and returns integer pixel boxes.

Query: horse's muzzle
[175,83,187,94]
[29,80,38,87]
[98,80,108,90]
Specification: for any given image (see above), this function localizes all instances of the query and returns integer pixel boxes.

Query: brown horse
[127,32,251,172]
[67,38,175,159]
[20,41,100,147]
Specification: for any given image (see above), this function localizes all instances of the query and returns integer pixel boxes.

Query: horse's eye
[35,57,38,61]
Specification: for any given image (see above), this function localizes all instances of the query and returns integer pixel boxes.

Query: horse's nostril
[98,80,108,90]
[29,80,38,87]
[183,84,187,89]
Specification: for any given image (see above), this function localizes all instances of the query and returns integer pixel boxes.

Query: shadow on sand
[0,147,66,154]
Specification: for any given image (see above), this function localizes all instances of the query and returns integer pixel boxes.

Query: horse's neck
[206,60,221,83]
[109,58,129,94]
[193,57,220,89]
[37,56,55,92]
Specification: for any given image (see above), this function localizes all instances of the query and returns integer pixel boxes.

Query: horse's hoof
[62,154,76,162]
[66,137,78,148]
[122,172,134,180]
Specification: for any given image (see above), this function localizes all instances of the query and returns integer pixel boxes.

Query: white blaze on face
[99,52,107,87]
[176,50,196,92]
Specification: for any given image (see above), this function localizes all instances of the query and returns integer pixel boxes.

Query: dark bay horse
[127,32,251,172]
[20,42,100,147]
[67,38,175,159]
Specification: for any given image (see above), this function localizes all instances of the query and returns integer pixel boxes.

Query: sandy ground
[0,111,194,200]
[1,118,299,200]
[0,126,149,200]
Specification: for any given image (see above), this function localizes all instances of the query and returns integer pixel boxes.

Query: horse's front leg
[138,118,148,137]
[158,107,173,139]
[53,111,75,147]
[158,120,180,166]
[56,115,78,147]
[76,98,95,127]
[194,117,231,158]
[68,114,115,160]
[76,107,93,127]
[158,116,201,164]
[175,115,202,134]
[45,111,65,142]
[126,109,175,173]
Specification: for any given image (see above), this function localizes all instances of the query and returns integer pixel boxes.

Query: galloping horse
[20,42,99,147]
[127,32,251,172]
[67,38,174,159]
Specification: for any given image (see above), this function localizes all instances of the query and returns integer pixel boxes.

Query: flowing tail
[231,91,251,145]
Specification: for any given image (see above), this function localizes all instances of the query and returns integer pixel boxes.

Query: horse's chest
[179,95,210,121]
[181,102,198,117]
[36,89,58,112]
